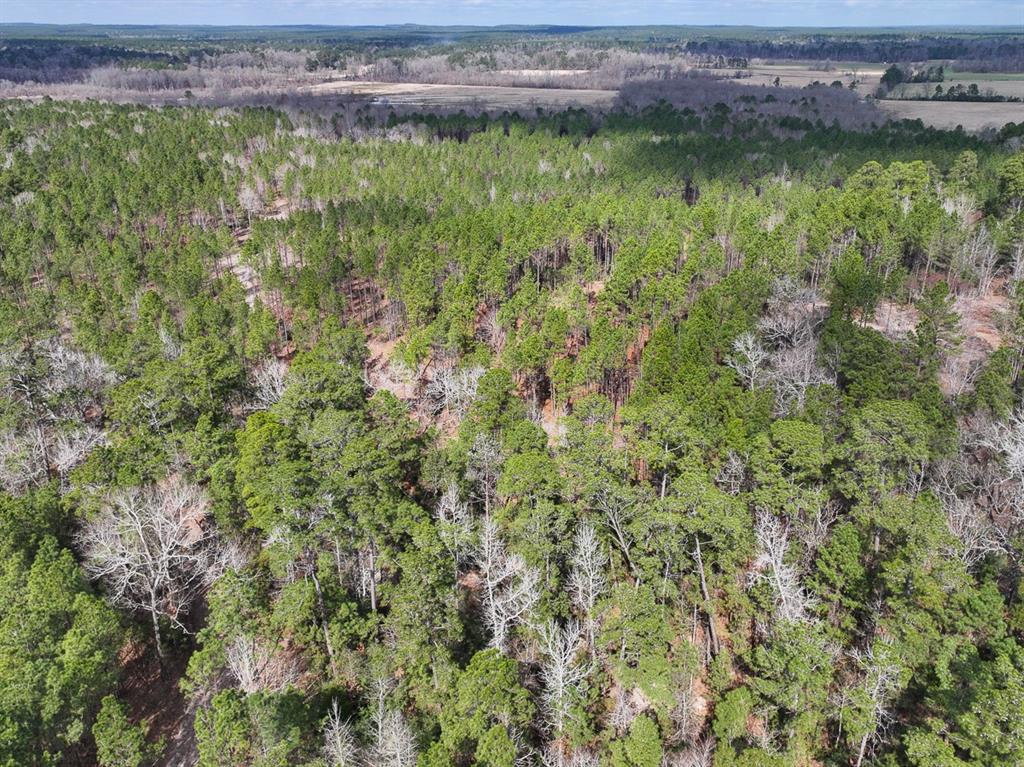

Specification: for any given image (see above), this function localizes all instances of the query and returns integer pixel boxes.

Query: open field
[889,79,1024,100]
[946,69,1024,82]
[735,61,1023,129]
[303,79,617,108]
[743,62,884,91]
[877,99,1024,130]
[304,76,1022,131]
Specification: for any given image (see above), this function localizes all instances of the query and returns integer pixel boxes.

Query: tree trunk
[694,537,721,657]
[309,562,338,675]
[368,544,378,613]
[855,732,869,767]
[149,593,164,663]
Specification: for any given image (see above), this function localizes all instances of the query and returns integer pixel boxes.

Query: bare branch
[538,620,590,734]
[77,477,217,657]
[477,517,541,653]
[747,510,815,625]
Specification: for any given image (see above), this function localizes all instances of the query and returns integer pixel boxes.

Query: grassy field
[305,74,1022,129]
[738,61,1023,129]
[946,70,1024,82]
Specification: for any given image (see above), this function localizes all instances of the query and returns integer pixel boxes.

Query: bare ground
[876,100,1024,131]
[116,640,211,767]
[215,196,292,309]
[302,79,617,109]
[864,280,1012,395]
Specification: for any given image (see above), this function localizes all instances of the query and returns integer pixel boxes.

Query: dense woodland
[1,85,1024,767]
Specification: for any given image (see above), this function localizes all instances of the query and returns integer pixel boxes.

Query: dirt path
[116,642,202,767]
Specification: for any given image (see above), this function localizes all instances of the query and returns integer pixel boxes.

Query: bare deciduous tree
[748,510,815,625]
[479,307,507,353]
[608,686,638,735]
[794,497,840,565]
[52,426,107,478]
[541,744,600,767]
[434,482,475,573]
[0,338,115,495]
[1010,240,1024,297]
[424,365,484,419]
[953,224,998,295]
[754,278,833,414]
[666,736,715,767]
[848,643,904,767]
[765,339,834,415]
[477,517,541,653]
[248,357,290,411]
[159,326,183,360]
[941,494,1003,569]
[715,451,746,495]
[323,699,360,767]
[538,620,590,734]
[0,426,49,493]
[368,677,418,767]
[225,634,301,694]
[36,337,117,408]
[238,183,263,225]
[592,484,639,578]
[77,478,216,659]
[467,432,504,514]
[726,332,770,390]
[979,407,1024,485]
[567,523,606,650]
[667,678,702,747]
[1000,409,1024,483]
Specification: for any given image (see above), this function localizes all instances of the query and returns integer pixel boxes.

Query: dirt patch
[364,335,419,402]
[861,282,1011,396]
[116,641,200,767]
[943,285,1012,395]
[864,300,919,339]
[214,196,294,309]
[539,397,567,447]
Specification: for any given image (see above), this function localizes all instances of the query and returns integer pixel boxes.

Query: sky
[2,0,1022,28]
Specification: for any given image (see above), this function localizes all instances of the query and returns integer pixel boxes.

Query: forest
[1,53,1023,767]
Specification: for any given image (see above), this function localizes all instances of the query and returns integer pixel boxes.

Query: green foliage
[609,715,663,767]
[424,649,533,766]
[93,696,159,767]
[0,532,122,766]
[0,94,1020,767]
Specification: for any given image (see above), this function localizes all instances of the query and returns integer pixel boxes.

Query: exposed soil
[862,280,1011,396]
[116,641,197,767]
[215,196,293,310]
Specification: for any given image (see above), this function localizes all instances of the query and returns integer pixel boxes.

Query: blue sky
[1,0,1021,28]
